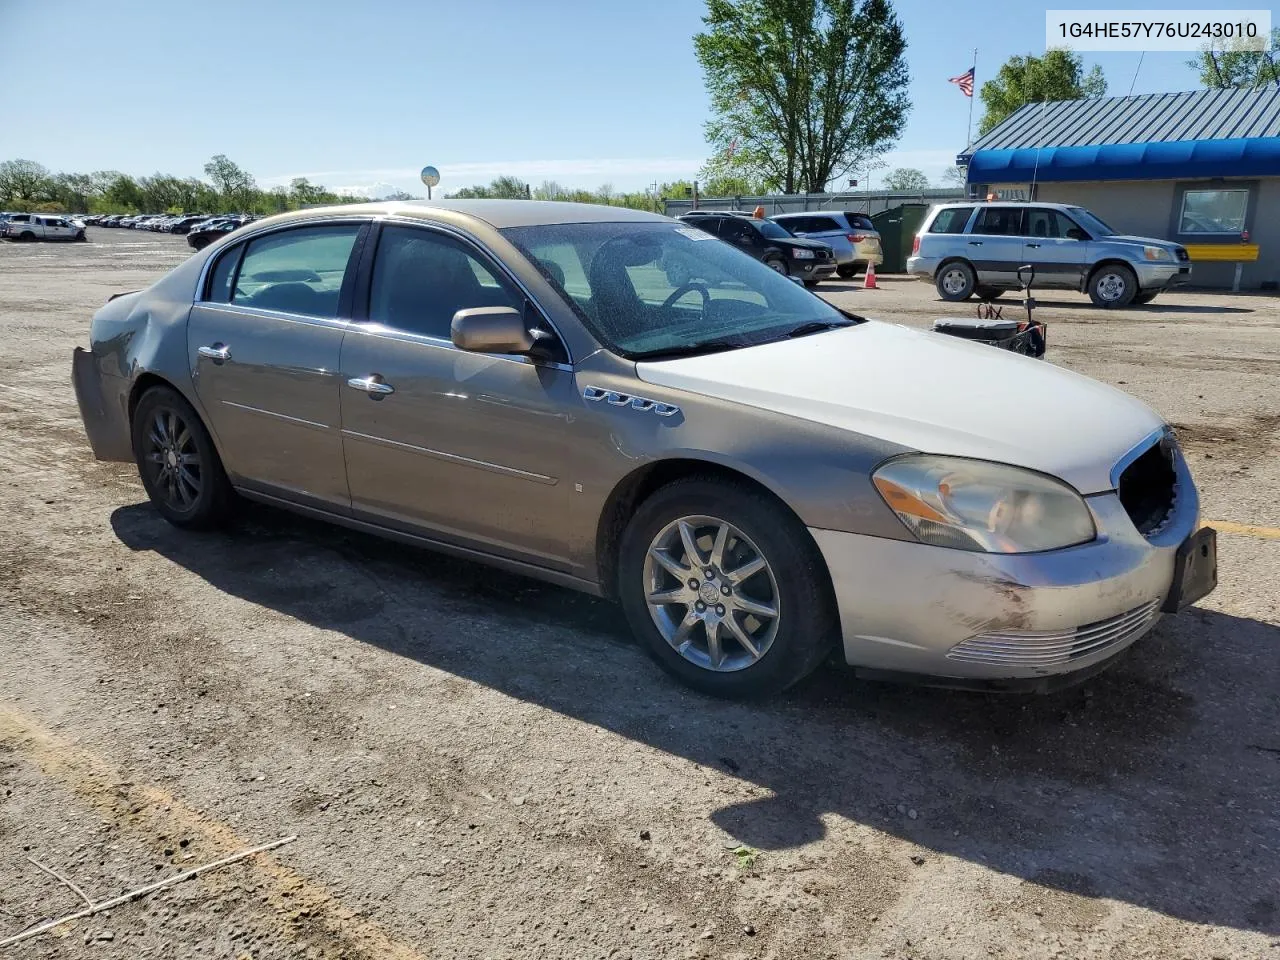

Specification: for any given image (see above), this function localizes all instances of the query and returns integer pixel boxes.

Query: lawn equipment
[932,263,1047,359]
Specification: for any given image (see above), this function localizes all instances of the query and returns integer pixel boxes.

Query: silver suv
[907,202,1190,308]
[770,210,883,278]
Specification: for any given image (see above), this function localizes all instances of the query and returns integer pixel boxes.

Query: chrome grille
[947,600,1160,668]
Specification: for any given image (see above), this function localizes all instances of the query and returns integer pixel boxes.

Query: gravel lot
[1,227,1277,960]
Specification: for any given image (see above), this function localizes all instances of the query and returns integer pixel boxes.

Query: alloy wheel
[142,407,203,511]
[642,515,780,672]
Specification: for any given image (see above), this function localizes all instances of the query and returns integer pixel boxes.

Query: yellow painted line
[1208,520,1280,541]
[0,706,430,958]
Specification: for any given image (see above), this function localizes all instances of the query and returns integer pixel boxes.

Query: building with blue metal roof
[959,87,1279,290]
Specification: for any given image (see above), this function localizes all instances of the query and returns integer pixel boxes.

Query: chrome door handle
[1026,242,1041,248]
[347,376,394,397]
[967,240,983,246]
[197,344,231,363]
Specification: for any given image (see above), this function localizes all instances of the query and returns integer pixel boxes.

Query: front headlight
[872,455,1096,553]
[790,247,815,259]
[1143,246,1172,261]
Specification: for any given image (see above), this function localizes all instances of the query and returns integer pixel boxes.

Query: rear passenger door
[968,206,1026,286]
[186,221,369,511]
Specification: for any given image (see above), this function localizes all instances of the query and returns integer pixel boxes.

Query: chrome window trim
[342,321,573,374]
[194,301,351,333]
[1109,426,1168,490]
[378,214,575,365]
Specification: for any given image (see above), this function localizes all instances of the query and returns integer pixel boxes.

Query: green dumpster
[871,203,929,273]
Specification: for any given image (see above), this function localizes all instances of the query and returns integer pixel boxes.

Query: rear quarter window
[843,213,875,231]
[928,207,975,234]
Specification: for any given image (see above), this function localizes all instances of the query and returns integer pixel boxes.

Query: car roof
[932,200,1078,210]
[250,199,670,231]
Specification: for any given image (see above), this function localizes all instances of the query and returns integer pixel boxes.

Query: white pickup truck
[2,214,86,241]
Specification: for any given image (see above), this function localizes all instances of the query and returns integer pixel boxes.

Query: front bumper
[811,455,1203,682]
[1133,260,1191,291]
[794,260,837,281]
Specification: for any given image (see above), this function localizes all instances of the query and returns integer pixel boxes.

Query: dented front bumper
[810,458,1201,682]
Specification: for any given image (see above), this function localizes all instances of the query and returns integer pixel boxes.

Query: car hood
[1101,234,1181,250]
[635,320,1164,494]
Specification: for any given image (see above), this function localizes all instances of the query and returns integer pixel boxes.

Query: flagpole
[965,48,977,148]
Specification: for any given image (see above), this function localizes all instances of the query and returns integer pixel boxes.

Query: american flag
[949,67,974,97]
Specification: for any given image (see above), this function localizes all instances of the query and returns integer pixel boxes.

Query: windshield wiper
[784,319,855,338]
[630,338,751,361]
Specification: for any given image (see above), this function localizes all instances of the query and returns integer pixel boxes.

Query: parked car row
[91,213,258,235]
[674,209,884,288]
[0,212,87,241]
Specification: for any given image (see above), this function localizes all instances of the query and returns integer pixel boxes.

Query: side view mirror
[451,306,536,354]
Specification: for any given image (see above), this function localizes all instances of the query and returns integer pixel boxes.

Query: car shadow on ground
[110,501,1280,937]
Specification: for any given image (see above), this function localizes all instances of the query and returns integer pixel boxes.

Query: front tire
[618,478,837,698]
[1088,264,1138,308]
[936,261,976,301]
[132,386,233,529]
[764,256,789,277]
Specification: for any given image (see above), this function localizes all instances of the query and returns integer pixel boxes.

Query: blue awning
[964,137,1280,183]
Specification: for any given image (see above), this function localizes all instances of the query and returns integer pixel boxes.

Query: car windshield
[501,221,858,359]
[1067,207,1115,237]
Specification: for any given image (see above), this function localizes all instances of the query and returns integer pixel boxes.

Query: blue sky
[1,0,1210,195]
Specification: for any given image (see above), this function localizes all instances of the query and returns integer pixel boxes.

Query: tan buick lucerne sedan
[72,201,1217,697]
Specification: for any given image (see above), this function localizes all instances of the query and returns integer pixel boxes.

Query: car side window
[231,224,361,319]
[812,216,840,232]
[206,244,243,303]
[1024,208,1067,239]
[927,207,974,234]
[973,207,1024,236]
[720,219,752,244]
[367,225,523,340]
[784,217,810,233]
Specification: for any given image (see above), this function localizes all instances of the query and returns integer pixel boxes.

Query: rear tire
[618,478,837,698]
[132,385,234,529]
[1088,264,1138,308]
[19,231,35,242]
[936,261,976,301]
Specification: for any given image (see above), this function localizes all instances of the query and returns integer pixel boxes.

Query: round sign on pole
[420,166,440,188]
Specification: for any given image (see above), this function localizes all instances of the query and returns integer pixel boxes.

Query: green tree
[695,0,910,194]
[447,176,529,199]
[0,159,54,205]
[882,167,929,190]
[203,154,256,210]
[1187,29,1280,88]
[978,50,1106,136]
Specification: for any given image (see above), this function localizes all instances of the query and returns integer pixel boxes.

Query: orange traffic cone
[863,260,878,289]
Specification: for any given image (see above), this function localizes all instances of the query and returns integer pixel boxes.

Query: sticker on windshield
[675,227,715,241]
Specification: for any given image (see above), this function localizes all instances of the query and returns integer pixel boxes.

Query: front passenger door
[339,224,580,569]
[1021,208,1090,288]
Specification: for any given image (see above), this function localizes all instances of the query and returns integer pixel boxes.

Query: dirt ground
[1,228,1277,960]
